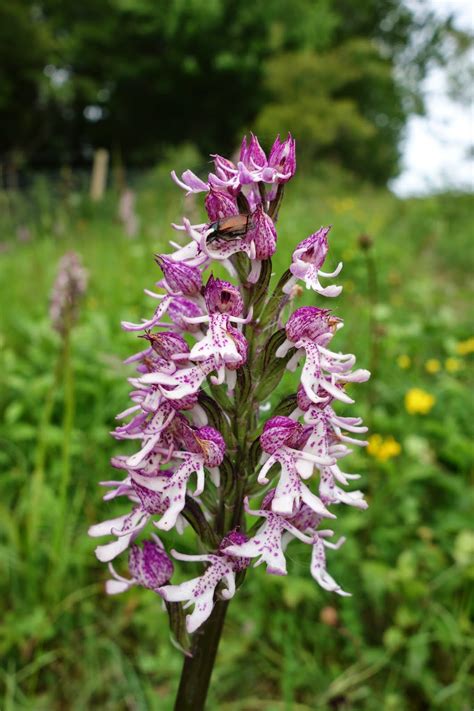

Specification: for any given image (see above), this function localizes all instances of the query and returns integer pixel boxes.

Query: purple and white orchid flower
[90,133,370,683]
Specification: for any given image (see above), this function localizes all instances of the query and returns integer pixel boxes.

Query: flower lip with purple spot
[204,275,244,316]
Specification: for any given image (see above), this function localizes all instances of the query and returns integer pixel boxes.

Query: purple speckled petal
[205,188,238,222]
[140,330,190,361]
[189,313,244,367]
[140,358,215,400]
[225,514,288,575]
[167,297,204,332]
[319,468,368,509]
[286,307,334,343]
[155,255,202,296]
[153,454,205,530]
[194,425,226,467]
[247,205,277,260]
[159,554,237,633]
[121,296,173,332]
[260,416,305,454]
[310,536,350,596]
[270,448,333,518]
[129,538,174,590]
[225,325,248,369]
[218,530,250,571]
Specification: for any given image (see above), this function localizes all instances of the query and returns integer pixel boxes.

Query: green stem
[173,600,229,711]
[27,346,64,555]
[51,327,75,573]
[174,254,276,708]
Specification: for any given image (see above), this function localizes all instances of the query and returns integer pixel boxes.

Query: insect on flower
[206,213,252,245]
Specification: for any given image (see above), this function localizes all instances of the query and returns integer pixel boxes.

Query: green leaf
[254,329,294,401]
[272,393,298,417]
[235,364,252,404]
[259,270,292,327]
[165,601,192,656]
[197,391,233,444]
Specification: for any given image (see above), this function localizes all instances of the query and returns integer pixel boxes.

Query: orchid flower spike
[90,133,370,666]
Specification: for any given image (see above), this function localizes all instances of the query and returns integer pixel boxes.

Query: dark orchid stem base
[174,600,229,711]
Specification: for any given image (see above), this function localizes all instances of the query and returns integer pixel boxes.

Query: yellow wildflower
[405,388,436,415]
[425,358,441,374]
[397,354,411,369]
[445,357,463,373]
[367,434,401,462]
[367,434,382,456]
[456,337,474,356]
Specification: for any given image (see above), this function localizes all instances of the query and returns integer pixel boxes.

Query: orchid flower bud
[267,133,296,183]
[155,255,202,296]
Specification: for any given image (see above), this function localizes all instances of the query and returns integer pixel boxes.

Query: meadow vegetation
[0,156,473,709]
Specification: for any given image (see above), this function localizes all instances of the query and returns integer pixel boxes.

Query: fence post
[90,148,109,202]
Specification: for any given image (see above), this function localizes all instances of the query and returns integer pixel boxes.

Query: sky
[391,0,473,196]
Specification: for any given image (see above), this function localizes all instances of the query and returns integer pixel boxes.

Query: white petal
[88,514,129,538]
[95,533,133,562]
[106,579,131,595]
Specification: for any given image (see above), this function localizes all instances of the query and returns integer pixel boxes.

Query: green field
[1,162,473,710]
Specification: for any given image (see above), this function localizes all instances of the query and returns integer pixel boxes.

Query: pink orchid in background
[90,132,370,710]
[49,251,88,334]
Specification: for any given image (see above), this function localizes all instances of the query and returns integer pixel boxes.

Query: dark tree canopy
[0,0,466,183]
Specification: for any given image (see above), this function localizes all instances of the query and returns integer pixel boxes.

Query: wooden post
[90,148,109,202]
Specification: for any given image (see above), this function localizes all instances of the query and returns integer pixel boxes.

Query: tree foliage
[0,0,468,182]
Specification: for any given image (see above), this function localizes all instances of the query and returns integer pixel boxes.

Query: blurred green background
[1,1,473,710]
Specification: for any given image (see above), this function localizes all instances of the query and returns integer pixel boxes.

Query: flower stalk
[29,252,88,563]
[174,600,229,711]
[90,134,370,709]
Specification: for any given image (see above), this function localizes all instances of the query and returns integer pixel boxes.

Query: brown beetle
[206,214,252,245]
